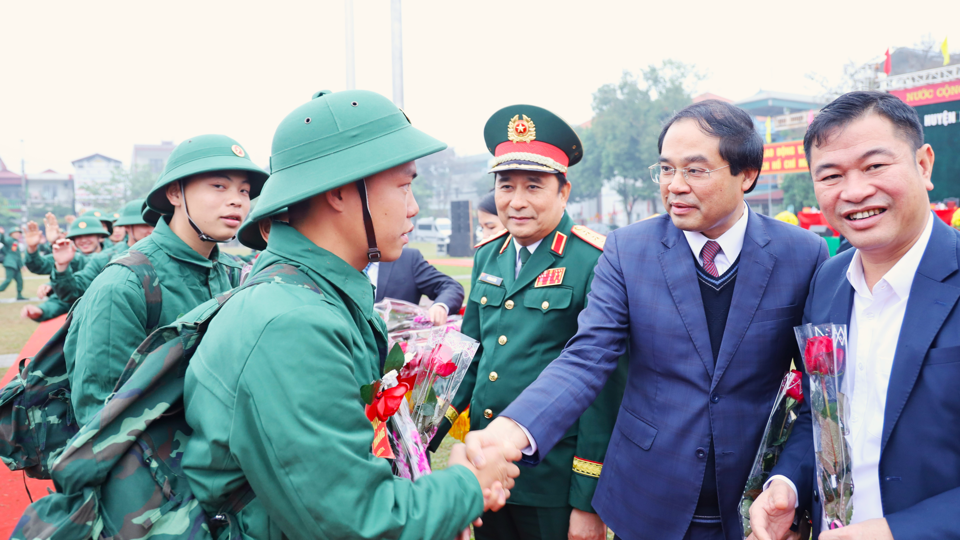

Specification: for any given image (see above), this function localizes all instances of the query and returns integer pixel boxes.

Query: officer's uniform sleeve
[568,265,628,512]
[429,251,483,451]
[24,250,53,275]
[228,307,484,540]
[69,267,147,426]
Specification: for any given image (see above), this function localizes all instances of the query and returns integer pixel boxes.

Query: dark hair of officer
[658,100,763,193]
[803,91,924,160]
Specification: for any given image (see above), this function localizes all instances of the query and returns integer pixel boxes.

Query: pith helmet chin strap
[179,179,236,243]
[355,179,381,263]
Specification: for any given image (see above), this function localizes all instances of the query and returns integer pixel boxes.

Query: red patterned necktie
[701,240,721,278]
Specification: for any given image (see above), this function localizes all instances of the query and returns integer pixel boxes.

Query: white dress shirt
[682,202,749,274]
[513,237,544,279]
[365,261,380,287]
[767,213,934,524]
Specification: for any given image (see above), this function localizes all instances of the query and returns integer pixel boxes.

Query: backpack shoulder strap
[240,262,324,297]
[107,250,162,331]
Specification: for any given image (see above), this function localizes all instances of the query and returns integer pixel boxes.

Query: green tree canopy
[781,172,818,211]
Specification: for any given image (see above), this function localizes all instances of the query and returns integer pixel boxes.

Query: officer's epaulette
[474,228,509,249]
[571,225,606,251]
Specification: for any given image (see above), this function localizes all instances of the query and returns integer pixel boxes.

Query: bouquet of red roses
[374,297,433,333]
[794,323,853,529]
[739,370,804,538]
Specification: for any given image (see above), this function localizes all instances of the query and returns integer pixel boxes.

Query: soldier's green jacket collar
[262,222,375,315]
[153,217,223,268]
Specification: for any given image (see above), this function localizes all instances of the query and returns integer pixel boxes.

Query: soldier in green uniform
[436,105,627,540]
[80,208,116,249]
[180,89,520,540]
[48,198,158,304]
[107,208,128,246]
[64,134,266,427]
[0,226,26,300]
[23,214,107,276]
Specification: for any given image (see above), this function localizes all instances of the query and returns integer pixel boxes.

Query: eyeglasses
[648,163,730,184]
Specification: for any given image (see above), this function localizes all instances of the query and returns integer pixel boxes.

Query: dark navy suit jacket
[502,209,828,540]
[375,248,464,311]
[773,215,960,540]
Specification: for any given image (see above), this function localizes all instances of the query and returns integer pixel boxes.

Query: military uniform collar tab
[154,218,217,268]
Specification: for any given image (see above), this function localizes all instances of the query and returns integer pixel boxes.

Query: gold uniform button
[498,335,507,345]
[483,409,493,419]
[505,299,515,309]
[480,296,488,305]
[541,301,550,310]
[489,371,498,382]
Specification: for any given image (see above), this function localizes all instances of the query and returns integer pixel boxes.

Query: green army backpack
[12,263,323,540]
[0,250,162,480]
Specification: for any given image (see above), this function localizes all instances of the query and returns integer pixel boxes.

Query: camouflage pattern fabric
[12,263,322,540]
[0,252,161,481]
[107,250,163,331]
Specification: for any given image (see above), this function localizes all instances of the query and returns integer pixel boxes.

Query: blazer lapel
[712,211,775,389]
[659,222,715,379]
[375,261,394,302]
[882,218,960,451]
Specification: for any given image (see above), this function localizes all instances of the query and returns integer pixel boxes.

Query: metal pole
[390,0,404,108]
[344,0,355,90]
[19,139,27,225]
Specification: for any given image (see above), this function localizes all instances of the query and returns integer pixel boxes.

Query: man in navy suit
[463,100,828,540]
[750,92,960,540]
[371,247,464,325]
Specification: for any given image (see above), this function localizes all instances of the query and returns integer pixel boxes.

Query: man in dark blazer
[462,100,828,540]
[373,247,464,325]
[750,92,960,540]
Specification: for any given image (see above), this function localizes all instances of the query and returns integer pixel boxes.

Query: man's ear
[258,219,272,243]
[325,186,348,212]
[741,170,760,193]
[916,144,935,192]
[166,182,184,208]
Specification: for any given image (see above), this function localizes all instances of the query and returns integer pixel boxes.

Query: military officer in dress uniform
[434,105,627,540]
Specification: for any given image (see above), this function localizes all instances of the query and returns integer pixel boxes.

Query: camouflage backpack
[12,263,323,540]
[0,250,161,480]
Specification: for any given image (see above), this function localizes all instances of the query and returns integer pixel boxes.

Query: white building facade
[71,153,123,210]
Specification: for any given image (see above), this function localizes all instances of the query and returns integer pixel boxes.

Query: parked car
[413,217,452,244]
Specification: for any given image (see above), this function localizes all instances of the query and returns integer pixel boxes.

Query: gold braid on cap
[490,152,568,174]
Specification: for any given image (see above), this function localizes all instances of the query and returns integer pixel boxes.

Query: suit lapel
[376,261,394,302]
[882,218,960,451]
[712,212,775,389]
[659,223,715,379]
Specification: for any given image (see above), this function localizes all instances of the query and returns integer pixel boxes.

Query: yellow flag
[765,117,772,144]
[943,37,951,66]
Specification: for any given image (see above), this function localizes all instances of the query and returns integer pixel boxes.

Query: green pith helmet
[67,214,110,239]
[10,227,21,234]
[82,208,114,234]
[252,89,447,221]
[145,135,269,216]
[114,198,160,227]
[483,104,583,175]
[238,198,288,251]
[110,210,121,222]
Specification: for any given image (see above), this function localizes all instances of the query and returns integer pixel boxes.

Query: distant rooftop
[0,156,21,180]
[72,153,122,166]
[734,90,824,117]
[693,92,732,103]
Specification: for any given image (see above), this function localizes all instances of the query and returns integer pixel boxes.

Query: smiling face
[810,112,934,263]
[73,234,102,254]
[364,161,419,262]
[659,118,755,239]
[494,171,570,245]
[167,170,251,242]
[109,225,126,243]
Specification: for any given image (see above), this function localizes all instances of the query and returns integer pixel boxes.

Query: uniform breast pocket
[523,287,573,313]
[753,304,798,323]
[469,283,505,308]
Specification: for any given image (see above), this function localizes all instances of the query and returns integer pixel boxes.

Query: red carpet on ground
[0,315,65,539]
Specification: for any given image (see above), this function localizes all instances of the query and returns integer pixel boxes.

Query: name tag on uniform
[535,268,565,287]
[479,273,503,286]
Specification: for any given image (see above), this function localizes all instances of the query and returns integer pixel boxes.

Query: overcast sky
[0,0,956,176]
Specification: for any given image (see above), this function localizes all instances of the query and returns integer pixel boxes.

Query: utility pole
[390,0,404,108]
[344,0,355,90]
[19,139,27,224]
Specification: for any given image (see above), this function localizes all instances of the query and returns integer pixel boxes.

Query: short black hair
[658,100,764,193]
[803,91,923,163]
[477,191,498,215]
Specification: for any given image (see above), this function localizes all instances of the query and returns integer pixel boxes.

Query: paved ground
[0,354,16,368]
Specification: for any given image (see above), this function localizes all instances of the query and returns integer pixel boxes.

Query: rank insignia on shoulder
[473,228,509,249]
[571,225,606,251]
[550,231,567,256]
[535,267,565,288]
[479,273,503,286]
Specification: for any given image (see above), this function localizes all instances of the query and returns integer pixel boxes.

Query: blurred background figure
[476,191,504,241]
[371,248,464,326]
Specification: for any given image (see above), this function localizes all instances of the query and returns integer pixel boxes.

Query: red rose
[399,342,408,353]
[434,360,457,377]
[365,382,411,422]
[804,336,835,375]
[785,370,804,403]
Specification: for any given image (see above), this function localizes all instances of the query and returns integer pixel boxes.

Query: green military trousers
[0,266,23,296]
[474,504,572,540]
